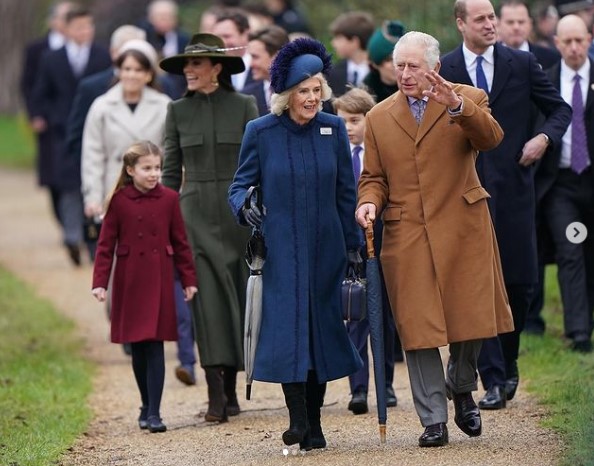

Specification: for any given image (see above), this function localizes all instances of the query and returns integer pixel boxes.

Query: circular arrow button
[565,222,588,244]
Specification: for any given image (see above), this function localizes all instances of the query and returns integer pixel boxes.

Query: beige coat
[81,84,171,207]
[358,84,514,351]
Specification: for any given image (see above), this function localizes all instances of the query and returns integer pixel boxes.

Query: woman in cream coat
[81,40,171,215]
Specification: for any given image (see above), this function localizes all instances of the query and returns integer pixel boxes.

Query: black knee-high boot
[281,382,308,445]
[204,366,228,422]
[223,366,240,416]
[300,371,327,450]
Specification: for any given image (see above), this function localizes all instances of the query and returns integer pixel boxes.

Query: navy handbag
[342,266,367,322]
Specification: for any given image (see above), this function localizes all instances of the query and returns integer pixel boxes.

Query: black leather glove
[242,196,266,228]
[347,249,363,275]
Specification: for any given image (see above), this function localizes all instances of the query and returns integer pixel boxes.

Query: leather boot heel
[204,366,228,422]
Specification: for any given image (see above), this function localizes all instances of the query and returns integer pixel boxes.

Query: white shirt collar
[561,59,590,83]
[48,31,65,50]
[462,43,495,67]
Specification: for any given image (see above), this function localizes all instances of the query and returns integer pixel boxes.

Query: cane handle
[365,222,375,259]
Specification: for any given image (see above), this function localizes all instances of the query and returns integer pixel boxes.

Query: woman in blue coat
[228,39,363,451]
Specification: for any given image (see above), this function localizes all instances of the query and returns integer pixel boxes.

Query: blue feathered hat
[269,38,332,93]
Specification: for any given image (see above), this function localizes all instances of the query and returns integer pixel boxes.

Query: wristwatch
[541,133,551,146]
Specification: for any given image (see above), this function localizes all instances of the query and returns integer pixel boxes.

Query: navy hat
[269,38,332,93]
[159,33,245,76]
[367,20,406,65]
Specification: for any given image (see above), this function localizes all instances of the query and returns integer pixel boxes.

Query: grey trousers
[405,339,482,427]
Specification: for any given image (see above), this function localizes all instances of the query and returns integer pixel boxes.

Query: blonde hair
[104,141,162,212]
[270,72,333,116]
[332,87,376,115]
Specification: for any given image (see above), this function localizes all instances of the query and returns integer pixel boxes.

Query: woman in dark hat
[363,20,405,103]
[228,38,363,450]
[160,33,258,423]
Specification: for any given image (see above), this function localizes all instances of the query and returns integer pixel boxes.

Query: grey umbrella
[243,187,266,400]
[365,222,387,443]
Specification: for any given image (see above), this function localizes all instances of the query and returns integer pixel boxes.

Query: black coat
[30,44,111,189]
[242,80,268,116]
[440,43,572,285]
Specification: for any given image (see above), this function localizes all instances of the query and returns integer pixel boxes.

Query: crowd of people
[20,0,594,451]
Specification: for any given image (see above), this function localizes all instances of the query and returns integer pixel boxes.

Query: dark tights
[130,341,165,418]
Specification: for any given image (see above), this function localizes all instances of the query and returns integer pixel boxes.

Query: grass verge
[0,115,35,169]
[0,266,93,466]
[520,265,594,466]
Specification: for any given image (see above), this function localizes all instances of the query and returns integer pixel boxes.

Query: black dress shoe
[418,423,448,447]
[450,391,482,437]
[65,243,81,266]
[386,386,397,407]
[147,415,167,433]
[478,385,506,410]
[505,376,519,401]
[347,391,368,415]
[570,339,593,353]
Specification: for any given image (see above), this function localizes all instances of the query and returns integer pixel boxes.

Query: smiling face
[287,76,322,125]
[183,57,222,93]
[119,55,152,99]
[248,39,273,80]
[394,43,437,100]
[457,0,498,55]
[126,153,162,193]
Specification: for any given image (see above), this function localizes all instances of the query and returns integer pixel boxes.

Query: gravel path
[0,169,563,466]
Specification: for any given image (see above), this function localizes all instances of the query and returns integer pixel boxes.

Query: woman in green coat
[160,33,259,422]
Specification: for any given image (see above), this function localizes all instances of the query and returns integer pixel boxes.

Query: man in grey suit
[440,0,571,411]
[535,14,594,353]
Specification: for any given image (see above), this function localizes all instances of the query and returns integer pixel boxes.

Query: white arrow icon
[565,222,588,244]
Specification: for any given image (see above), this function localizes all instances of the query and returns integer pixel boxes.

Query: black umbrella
[243,187,266,400]
[365,222,387,443]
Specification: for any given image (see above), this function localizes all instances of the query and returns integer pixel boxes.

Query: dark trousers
[174,279,196,368]
[130,341,165,418]
[478,284,534,389]
[541,169,594,339]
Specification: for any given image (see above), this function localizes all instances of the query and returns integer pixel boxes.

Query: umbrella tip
[379,424,386,444]
[246,384,252,400]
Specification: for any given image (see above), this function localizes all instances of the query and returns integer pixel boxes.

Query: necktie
[571,74,589,174]
[352,146,362,184]
[352,70,359,86]
[475,56,489,94]
[412,99,426,124]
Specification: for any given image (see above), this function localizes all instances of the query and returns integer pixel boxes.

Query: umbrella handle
[365,222,376,259]
[244,185,263,211]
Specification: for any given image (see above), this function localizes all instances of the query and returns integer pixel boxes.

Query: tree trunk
[0,1,38,115]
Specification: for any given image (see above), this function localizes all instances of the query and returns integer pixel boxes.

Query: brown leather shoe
[418,423,448,447]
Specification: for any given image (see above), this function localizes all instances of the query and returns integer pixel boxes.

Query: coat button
[138,215,143,221]
[153,249,158,254]
[138,232,143,238]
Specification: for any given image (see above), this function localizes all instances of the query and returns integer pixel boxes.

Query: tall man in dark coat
[440,0,571,410]
[21,1,74,222]
[30,6,111,265]
[535,14,594,352]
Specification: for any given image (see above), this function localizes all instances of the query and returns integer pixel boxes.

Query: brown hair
[248,24,290,56]
[332,87,376,115]
[114,49,159,89]
[454,0,468,21]
[104,141,162,211]
[329,11,376,50]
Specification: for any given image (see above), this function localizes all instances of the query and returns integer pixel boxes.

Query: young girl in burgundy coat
[92,141,197,433]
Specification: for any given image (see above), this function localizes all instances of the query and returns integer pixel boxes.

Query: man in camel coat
[356,31,514,448]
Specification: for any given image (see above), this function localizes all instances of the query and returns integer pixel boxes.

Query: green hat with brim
[159,33,245,76]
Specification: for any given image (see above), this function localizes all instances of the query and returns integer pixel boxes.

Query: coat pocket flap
[165,245,174,256]
[382,206,402,222]
[463,186,491,204]
[180,133,204,148]
[216,132,243,144]
[116,244,130,256]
